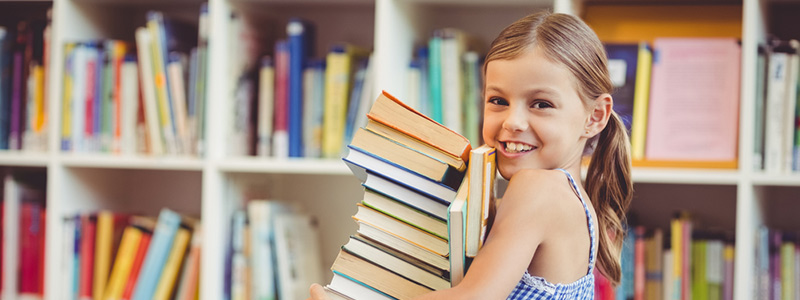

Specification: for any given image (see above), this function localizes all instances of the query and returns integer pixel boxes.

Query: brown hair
[483,10,633,285]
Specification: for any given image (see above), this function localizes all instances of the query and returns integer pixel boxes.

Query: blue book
[131,208,182,300]
[287,18,315,157]
[427,31,443,123]
[94,43,106,151]
[415,47,430,118]
[343,59,368,148]
[0,27,11,150]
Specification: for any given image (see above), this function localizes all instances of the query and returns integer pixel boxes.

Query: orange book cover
[367,90,472,162]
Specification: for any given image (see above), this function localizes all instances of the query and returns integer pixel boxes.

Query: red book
[19,202,44,295]
[121,230,152,300]
[85,53,97,143]
[633,226,645,300]
[79,214,97,299]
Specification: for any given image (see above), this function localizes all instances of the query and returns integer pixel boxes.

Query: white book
[248,200,290,300]
[448,181,468,286]
[782,40,800,173]
[258,57,275,157]
[167,54,190,155]
[135,27,165,155]
[440,28,464,134]
[353,54,375,130]
[120,58,139,155]
[356,221,449,271]
[230,210,248,300]
[662,249,674,300]
[274,214,323,300]
[2,175,20,300]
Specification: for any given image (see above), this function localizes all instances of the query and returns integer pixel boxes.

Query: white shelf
[752,173,800,186]
[59,153,205,171]
[0,152,49,167]
[631,167,742,185]
[216,157,352,175]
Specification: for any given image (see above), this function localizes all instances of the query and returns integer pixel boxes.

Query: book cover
[365,118,465,171]
[321,43,362,158]
[174,225,202,300]
[120,54,139,155]
[257,56,274,157]
[135,27,165,155]
[274,213,323,300]
[167,52,190,155]
[302,58,325,158]
[79,214,97,300]
[121,222,154,300]
[103,225,144,300]
[361,188,448,239]
[352,203,448,257]
[272,40,290,159]
[604,43,639,134]
[360,170,450,221]
[355,221,449,272]
[630,42,652,162]
[466,145,495,257]
[146,11,178,155]
[326,271,392,300]
[152,225,192,300]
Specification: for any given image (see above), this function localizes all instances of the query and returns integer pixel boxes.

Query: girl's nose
[502,106,528,132]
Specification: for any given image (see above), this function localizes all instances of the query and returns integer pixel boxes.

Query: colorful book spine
[103,225,144,300]
[322,44,354,158]
[152,226,192,300]
[272,40,290,159]
[287,18,313,157]
[257,56,274,157]
[131,209,182,300]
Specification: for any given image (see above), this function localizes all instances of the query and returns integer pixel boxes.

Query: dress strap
[554,168,597,274]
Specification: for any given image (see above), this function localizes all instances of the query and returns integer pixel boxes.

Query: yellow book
[152,226,192,300]
[630,42,651,161]
[103,226,143,300]
[94,211,115,299]
[466,145,496,257]
[671,216,682,299]
[31,65,45,133]
[321,43,367,158]
[147,12,177,155]
[62,43,76,148]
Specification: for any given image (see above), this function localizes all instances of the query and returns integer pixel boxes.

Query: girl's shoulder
[501,168,578,212]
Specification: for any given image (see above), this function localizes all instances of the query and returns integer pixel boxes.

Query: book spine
[79,215,97,300]
[146,12,178,155]
[152,227,191,300]
[321,44,352,158]
[103,226,144,300]
[427,31,443,123]
[93,211,115,299]
[0,28,9,150]
[630,42,652,161]
[167,52,189,155]
[272,40,290,159]
[135,27,164,155]
[257,57,274,157]
[287,19,310,158]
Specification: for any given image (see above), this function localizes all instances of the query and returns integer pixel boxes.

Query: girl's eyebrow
[485,86,559,98]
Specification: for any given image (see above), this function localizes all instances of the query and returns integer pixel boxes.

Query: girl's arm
[412,169,563,300]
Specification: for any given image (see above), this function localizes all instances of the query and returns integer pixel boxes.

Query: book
[302,58,326,158]
[630,42,652,162]
[448,177,468,286]
[248,200,291,300]
[466,145,496,257]
[361,170,450,221]
[604,43,640,134]
[326,271,392,300]
[342,235,450,290]
[287,18,315,157]
[131,209,183,300]
[152,224,192,300]
[645,38,741,164]
[272,40,290,159]
[274,213,323,300]
[174,225,202,300]
[351,127,465,189]
[256,56,274,157]
[330,249,433,300]
[79,214,97,300]
[120,54,139,155]
[121,219,155,300]
[352,203,448,257]
[365,118,466,171]
[135,27,165,155]
[103,225,144,300]
[344,145,458,208]
[367,90,472,162]
[355,221,449,272]
[93,211,127,300]
[322,43,366,158]
[361,188,447,239]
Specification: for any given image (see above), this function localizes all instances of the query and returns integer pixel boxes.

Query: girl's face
[482,46,592,179]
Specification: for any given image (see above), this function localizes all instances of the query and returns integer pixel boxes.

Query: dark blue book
[604,43,639,134]
[287,18,315,157]
[0,27,12,150]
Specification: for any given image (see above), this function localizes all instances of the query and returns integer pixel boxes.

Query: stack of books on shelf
[61,7,208,157]
[226,15,374,160]
[225,199,324,300]
[2,172,47,299]
[0,10,51,152]
[320,90,496,300]
[754,226,800,300]
[59,208,202,300]
[599,212,736,300]
[600,38,741,169]
[406,28,484,148]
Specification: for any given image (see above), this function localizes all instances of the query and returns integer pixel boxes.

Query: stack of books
[324,90,473,299]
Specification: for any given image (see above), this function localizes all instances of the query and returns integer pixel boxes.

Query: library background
[0,0,797,299]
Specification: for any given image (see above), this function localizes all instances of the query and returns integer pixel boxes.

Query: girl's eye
[531,101,553,109]
[488,97,508,106]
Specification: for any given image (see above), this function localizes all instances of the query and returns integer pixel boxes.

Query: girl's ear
[584,93,613,137]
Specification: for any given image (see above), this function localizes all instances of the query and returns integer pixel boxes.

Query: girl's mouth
[502,141,535,154]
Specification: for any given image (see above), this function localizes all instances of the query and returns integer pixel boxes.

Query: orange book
[367,90,472,162]
[121,226,153,300]
[79,214,97,300]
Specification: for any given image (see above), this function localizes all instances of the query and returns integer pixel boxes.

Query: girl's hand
[305,283,331,300]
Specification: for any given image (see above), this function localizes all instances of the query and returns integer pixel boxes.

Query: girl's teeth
[505,142,532,153]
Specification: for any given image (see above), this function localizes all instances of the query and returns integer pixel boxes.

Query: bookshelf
[0,0,795,299]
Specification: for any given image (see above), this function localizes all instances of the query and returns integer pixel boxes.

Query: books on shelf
[57,208,201,300]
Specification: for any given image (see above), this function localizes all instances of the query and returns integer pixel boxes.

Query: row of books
[60,208,201,300]
[60,7,208,157]
[322,91,495,299]
[603,38,741,168]
[754,226,800,300]
[754,38,800,174]
[602,213,736,300]
[0,14,52,152]
[1,173,47,298]
[405,28,484,148]
[226,15,375,160]
[224,199,323,300]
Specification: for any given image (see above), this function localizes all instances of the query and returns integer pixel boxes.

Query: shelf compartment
[60,153,204,170]
[629,183,737,232]
[630,167,741,185]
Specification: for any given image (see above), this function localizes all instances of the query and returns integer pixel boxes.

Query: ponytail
[585,111,633,286]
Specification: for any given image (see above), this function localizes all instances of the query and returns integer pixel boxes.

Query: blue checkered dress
[506,169,597,300]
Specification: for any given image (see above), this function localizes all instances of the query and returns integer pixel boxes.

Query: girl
[310,10,632,299]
